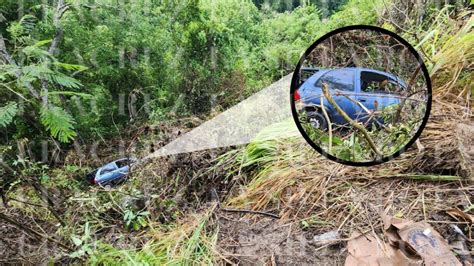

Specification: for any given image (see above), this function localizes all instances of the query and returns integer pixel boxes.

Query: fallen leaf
[446,208,474,223]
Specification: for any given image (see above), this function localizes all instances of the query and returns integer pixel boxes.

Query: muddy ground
[217,214,346,265]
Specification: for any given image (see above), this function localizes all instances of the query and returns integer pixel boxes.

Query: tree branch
[321,83,382,158]
[28,179,66,227]
[0,212,73,252]
[395,65,422,123]
[320,95,333,153]
[48,0,68,56]
[0,34,15,65]
[41,0,71,107]
[220,207,280,219]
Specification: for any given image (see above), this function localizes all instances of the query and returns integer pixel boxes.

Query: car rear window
[116,159,131,168]
[299,67,319,84]
[315,69,354,91]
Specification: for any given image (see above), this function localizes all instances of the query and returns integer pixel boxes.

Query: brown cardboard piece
[345,232,420,266]
[345,216,462,266]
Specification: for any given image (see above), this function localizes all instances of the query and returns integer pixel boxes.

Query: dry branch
[394,65,422,123]
[321,83,382,158]
[320,95,333,152]
[0,212,73,252]
[220,207,280,219]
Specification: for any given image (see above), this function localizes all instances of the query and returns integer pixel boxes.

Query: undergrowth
[1,2,471,265]
[86,204,218,265]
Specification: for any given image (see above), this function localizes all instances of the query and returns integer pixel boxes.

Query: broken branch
[319,96,333,153]
[0,212,73,252]
[220,207,280,219]
[321,83,382,158]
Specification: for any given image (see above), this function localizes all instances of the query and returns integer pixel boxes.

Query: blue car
[294,67,407,130]
[87,158,135,186]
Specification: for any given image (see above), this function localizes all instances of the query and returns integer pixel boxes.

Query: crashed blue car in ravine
[294,67,407,130]
[87,158,135,186]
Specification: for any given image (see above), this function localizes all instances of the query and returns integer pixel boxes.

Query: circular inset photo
[290,26,431,166]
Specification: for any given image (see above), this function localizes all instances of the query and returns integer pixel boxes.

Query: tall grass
[223,6,473,219]
[88,205,218,265]
[410,8,473,96]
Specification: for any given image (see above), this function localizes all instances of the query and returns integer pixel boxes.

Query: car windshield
[116,159,131,168]
[315,69,354,91]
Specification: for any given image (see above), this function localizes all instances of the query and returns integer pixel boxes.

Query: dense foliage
[2,0,471,264]
[297,29,429,162]
[0,0,380,166]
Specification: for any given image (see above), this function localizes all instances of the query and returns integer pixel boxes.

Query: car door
[315,68,357,124]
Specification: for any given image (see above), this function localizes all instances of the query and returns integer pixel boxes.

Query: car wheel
[307,110,328,131]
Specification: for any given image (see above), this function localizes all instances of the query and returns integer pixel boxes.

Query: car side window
[315,69,354,91]
[386,80,405,95]
[360,71,404,94]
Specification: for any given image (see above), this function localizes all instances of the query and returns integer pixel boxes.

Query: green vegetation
[0,0,472,264]
[225,3,472,216]
[0,0,382,152]
[296,28,430,162]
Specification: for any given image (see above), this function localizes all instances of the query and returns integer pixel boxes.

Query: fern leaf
[52,62,88,72]
[46,72,82,89]
[33,39,52,48]
[48,91,93,99]
[23,45,51,58]
[40,106,77,143]
[20,64,83,89]
[21,64,52,79]
[0,102,18,127]
[19,15,37,32]
[0,64,20,81]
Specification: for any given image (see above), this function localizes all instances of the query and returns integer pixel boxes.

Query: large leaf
[40,106,77,143]
[33,39,52,48]
[0,102,18,127]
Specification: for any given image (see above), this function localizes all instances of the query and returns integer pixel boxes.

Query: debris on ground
[313,230,340,243]
[387,216,461,265]
[345,232,414,266]
[446,208,474,224]
[448,224,472,264]
[345,215,464,265]
[217,215,345,265]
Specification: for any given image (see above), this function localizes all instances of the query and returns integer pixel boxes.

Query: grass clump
[88,204,219,265]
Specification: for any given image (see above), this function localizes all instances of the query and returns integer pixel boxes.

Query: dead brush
[219,7,474,245]
[408,10,473,177]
